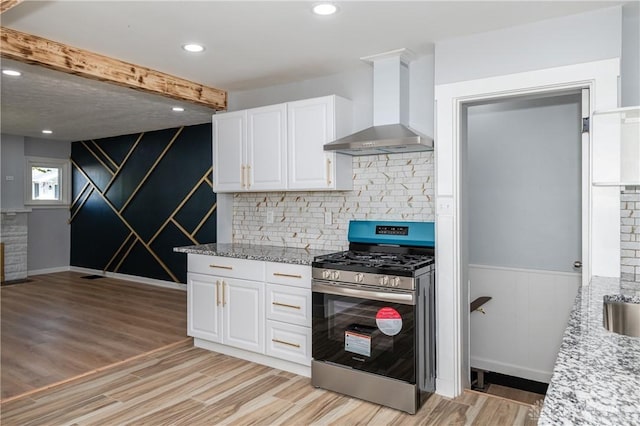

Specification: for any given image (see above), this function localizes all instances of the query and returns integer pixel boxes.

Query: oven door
[312,280,416,383]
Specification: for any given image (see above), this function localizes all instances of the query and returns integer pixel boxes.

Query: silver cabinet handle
[573,261,582,269]
[273,272,302,279]
[241,165,246,189]
[216,280,221,306]
[246,165,251,189]
[326,158,332,186]
[272,338,300,348]
[272,301,301,310]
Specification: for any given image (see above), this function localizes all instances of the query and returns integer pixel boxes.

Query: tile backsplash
[233,152,435,251]
[621,187,640,289]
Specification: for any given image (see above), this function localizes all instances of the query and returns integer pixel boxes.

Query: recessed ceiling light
[313,2,338,15]
[172,107,185,112]
[42,129,53,134]
[2,69,22,77]
[182,43,205,53]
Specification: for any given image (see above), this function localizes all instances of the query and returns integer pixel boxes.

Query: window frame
[24,156,71,207]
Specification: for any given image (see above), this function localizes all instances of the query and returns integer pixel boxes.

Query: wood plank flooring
[0,271,187,400]
[0,341,541,425]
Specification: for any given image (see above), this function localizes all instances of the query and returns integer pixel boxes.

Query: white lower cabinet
[187,272,264,353]
[187,254,312,375]
[266,320,311,366]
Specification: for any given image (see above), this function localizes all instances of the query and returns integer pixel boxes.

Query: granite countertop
[539,276,640,425]
[173,243,333,266]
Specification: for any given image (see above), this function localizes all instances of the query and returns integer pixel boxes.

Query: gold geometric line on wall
[119,127,184,214]
[102,132,145,196]
[68,186,94,224]
[114,235,138,273]
[170,218,198,245]
[104,232,134,272]
[71,159,180,282]
[192,202,217,238]
[90,139,118,171]
[147,166,213,246]
[71,181,90,208]
[80,141,115,175]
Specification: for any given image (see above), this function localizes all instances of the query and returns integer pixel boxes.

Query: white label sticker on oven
[376,307,403,336]
[345,331,371,357]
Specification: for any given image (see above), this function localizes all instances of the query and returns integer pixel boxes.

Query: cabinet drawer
[265,262,310,289]
[266,283,311,327]
[188,254,265,281]
[266,320,311,366]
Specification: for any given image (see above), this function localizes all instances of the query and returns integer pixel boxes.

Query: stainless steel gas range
[311,220,435,414]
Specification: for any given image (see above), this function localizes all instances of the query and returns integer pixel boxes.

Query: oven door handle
[312,282,415,305]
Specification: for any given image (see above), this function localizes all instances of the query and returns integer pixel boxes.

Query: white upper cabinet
[213,104,287,192]
[247,104,287,191]
[287,95,353,191]
[212,95,353,193]
[212,110,245,192]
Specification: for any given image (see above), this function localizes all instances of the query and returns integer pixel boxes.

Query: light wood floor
[0,340,540,425]
[0,271,187,400]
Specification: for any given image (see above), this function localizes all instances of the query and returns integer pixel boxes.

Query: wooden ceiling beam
[0,26,227,110]
[0,0,23,14]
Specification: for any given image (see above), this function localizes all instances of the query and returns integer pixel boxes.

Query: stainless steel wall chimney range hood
[324,49,433,156]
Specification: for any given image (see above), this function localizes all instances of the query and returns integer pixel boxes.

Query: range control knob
[379,276,389,286]
[354,273,364,283]
[322,270,331,279]
[331,270,340,280]
[392,277,400,287]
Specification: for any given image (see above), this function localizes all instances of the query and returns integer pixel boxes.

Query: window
[24,156,71,207]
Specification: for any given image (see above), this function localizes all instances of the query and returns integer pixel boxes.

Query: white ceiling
[0,0,625,141]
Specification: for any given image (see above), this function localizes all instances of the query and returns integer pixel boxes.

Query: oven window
[312,291,415,383]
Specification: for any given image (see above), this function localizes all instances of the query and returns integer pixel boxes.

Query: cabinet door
[287,96,336,190]
[187,273,222,343]
[247,104,287,191]
[222,278,265,353]
[213,110,246,192]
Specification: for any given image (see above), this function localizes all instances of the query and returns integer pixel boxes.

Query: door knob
[573,261,582,269]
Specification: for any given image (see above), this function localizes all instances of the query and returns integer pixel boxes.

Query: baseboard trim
[28,266,71,276]
[69,266,186,291]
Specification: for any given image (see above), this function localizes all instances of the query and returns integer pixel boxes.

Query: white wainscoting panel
[469,264,580,383]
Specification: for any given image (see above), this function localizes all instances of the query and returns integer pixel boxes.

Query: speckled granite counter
[539,277,640,425]
[174,243,332,266]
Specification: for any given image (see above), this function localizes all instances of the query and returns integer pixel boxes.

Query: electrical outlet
[324,211,332,225]
[5,175,14,181]
[267,210,274,224]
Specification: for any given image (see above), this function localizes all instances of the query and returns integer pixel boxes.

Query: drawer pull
[272,338,300,348]
[209,264,233,270]
[273,272,302,279]
[272,301,301,310]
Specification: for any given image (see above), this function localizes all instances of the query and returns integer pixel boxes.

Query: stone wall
[233,152,435,251]
[621,187,640,289]
[1,212,28,281]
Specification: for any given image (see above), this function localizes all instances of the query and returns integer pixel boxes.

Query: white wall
[1,134,26,210]
[621,2,640,107]
[24,137,71,273]
[435,6,622,85]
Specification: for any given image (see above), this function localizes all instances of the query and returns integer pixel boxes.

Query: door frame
[433,58,620,398]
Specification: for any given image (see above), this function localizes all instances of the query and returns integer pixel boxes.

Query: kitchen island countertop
[174,243,332,266]
[539,276,640,425]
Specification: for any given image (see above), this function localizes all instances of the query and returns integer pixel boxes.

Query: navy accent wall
[70,123,215,284]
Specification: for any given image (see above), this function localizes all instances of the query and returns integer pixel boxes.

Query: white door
[213,110,246,192]
[222,278,264,353]
[287,96,335,190]
[187,273,222,343]
[247,104,287,191]
[466,93,583,383]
